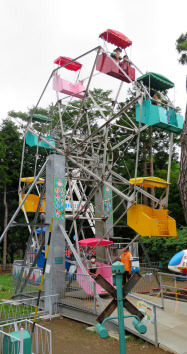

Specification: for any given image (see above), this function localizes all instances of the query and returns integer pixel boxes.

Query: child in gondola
[88,254,98,278]
[111,47,122,61]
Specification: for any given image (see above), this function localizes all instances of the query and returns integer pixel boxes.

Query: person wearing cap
[88,254,98,278]
[118,248,132,284]
[111,47,122,61]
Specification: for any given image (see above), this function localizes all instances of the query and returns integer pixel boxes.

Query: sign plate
[103,185,113,221]
[54,178,65,219]
[137,301,154,323]
[55,257,63,264]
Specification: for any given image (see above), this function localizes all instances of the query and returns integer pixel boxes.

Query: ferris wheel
[0,29,184,296]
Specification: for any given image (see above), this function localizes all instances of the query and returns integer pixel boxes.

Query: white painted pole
[20,327,24,354]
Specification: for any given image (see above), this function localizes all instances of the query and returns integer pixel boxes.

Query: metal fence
[12,264,44,296]
[0,319,52,354]
[58,267,161,313]
[0,294,59,324]
[100,292,162,347]
[57,270,98,314]
[57,269,165,347]
[128,292,162,347]
[159,272,187,308]
[140,262,160,269]
[132,267,160,295]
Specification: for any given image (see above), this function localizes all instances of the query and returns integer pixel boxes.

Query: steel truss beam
[0,161,47,244]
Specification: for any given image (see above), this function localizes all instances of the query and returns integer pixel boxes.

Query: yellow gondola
[129,176,169,189]
[127,176,177,237]
[19,177,46,213]
[21,177,45,184]
[19,194,46,213]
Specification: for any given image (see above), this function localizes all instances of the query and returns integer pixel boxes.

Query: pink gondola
[96,29,135,82]
[53,56,85,99]
[77,238,114,295]
[53,75,85,99]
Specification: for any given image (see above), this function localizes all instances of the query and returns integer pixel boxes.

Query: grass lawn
[0,274,12,300]
[0,273,39,321]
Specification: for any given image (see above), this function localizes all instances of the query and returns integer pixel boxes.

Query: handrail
[158,272,187,280]
[161,284,187,292]
[100,292,163,309]
[0,329,21,342]
[128,293,163,309]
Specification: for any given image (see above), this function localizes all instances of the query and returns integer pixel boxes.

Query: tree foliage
[140,226,187,269]
[176,32,187,65]
[0,120,22,266]
[176,32,187,224]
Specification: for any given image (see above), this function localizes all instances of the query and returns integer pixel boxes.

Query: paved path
[100,294,187,353]
[126,295,187,354]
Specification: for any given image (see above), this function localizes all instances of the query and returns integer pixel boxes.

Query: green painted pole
[112,261,126,354]
[116,274,126,354]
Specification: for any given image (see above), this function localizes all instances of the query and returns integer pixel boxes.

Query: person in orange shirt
[119,248,133,284]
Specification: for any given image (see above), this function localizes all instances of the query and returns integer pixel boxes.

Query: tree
[0,120,22,269]
[141,226,187,270]
[176,33,187,223]
[176,33,187,64]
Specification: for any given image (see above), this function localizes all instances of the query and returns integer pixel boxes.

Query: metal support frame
[0,161,47,245]
[134,95,143,201]
[68,46,101,149]
[15,180,47,294]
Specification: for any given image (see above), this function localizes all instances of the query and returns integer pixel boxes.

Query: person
[119,54,131,73]
[88,254,98,278]
[119,248,132,284]
[111,47,122,61]
[150,89,161,105]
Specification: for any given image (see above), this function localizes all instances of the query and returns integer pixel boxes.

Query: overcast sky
[0,0,186,124]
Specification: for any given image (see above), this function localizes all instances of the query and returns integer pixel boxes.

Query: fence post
[174,277,178,301]
[50,330,52,354]
[20,327,24,354]
[36,324,39,354]
[153,306,158,347]
[159,273,164,309]
[49,296,52,319]
[93,281,96,315]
